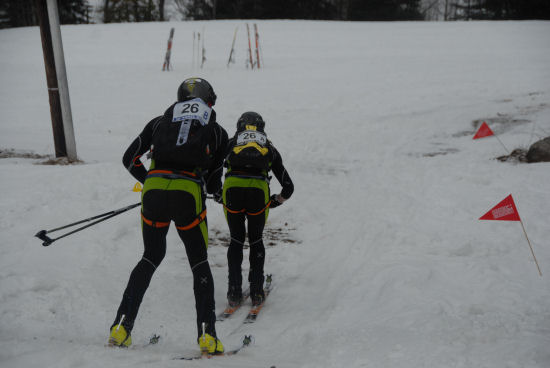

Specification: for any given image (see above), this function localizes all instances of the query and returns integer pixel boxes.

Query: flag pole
[493,133,510,154]
[473,121,509,154]
[518,219,542,276]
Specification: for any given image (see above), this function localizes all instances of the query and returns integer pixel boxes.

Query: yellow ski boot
[198,333,224,355]
[108,324,132,347]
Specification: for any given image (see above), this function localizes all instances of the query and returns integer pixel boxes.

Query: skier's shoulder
[209,114,228,136]
[162,102,179,119]
[141,115,164,136]
[267,139,280,156]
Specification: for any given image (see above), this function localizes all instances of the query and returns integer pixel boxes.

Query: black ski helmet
[177,77,217,106]
[236,111,265,132]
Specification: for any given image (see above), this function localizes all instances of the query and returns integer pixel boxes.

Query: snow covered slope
[1,20,550,368]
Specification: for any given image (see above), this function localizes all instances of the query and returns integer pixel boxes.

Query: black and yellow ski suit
[222,138,293,297]
[113,104,228,340]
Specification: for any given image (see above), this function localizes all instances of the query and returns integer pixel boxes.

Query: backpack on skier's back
[152,98,214,169]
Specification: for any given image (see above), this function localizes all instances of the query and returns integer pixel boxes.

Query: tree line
[1,0,549,29]
[1,0,91,28]
[179,0,425,20]
[424,0,550,20]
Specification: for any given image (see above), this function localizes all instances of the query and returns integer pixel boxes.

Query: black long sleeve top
[226,136,294,200]
[122,108,228,195]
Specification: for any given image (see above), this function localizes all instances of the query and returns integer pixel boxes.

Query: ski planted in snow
[253,23,261,69]
[246,23,254,69]
[201,27,206,68]
[162,28,174,71]
[217,287,250,321]
[173,335,253,360]
[244,274,273,323]
[227,26,238,67]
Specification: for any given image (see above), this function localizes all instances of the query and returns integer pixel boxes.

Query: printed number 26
[182,103,199,113]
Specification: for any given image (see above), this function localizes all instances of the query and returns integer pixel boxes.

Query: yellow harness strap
[233,142,269,155]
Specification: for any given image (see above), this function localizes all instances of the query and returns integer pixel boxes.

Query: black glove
[269,194,283,208]
[213,190,223,204]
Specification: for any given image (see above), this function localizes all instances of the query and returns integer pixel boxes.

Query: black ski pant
[224,185,268,296]
[112,186,216,339]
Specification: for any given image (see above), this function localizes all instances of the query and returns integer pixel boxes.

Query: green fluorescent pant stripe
[141,176,208,247]
[222,176,270,221]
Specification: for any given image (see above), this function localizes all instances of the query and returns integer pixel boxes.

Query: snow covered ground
[1,20,550,368]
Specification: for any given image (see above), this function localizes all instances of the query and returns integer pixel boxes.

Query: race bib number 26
[236,130,267,146]
[172,98,211,126]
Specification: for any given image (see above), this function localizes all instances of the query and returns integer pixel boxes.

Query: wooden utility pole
[35,0,77,161]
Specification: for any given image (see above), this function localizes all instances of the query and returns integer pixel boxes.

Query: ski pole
[35,202,141,247]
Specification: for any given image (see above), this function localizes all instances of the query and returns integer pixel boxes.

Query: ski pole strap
[141,213,170,228]
[133,155,143,167]
[175,209,207,231]
[147,169,202,183]
[224,201,271,216]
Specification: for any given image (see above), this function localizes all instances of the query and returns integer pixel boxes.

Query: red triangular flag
[479,194,521,221]
[473,121,494,139]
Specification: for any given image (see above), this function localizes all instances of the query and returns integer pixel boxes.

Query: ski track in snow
[1,20,550,368]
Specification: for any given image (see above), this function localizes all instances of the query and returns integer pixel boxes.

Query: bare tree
[420,0,472,20]
[102,0,160,22]
[330,0,350,20]
[420,0,443,20]
[174,0,214,20]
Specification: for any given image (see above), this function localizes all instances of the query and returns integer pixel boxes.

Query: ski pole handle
[35,230,54,246]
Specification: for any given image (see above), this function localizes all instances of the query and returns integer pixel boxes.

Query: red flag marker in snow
[473,121,494,139]
[480,194,542,276]
[473,121,509,153]
[479,194,520,221]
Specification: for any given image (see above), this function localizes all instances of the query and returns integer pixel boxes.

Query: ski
[106,333,161,349]
[192,32,196,69]
[253,23,261,69]
[227,26,238,67]
[173,335,252,360]
[200,27,206,69]
[162,28,174,71]
[217,288,250,321]
[246,23,254,69]
[244,274,273,323]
